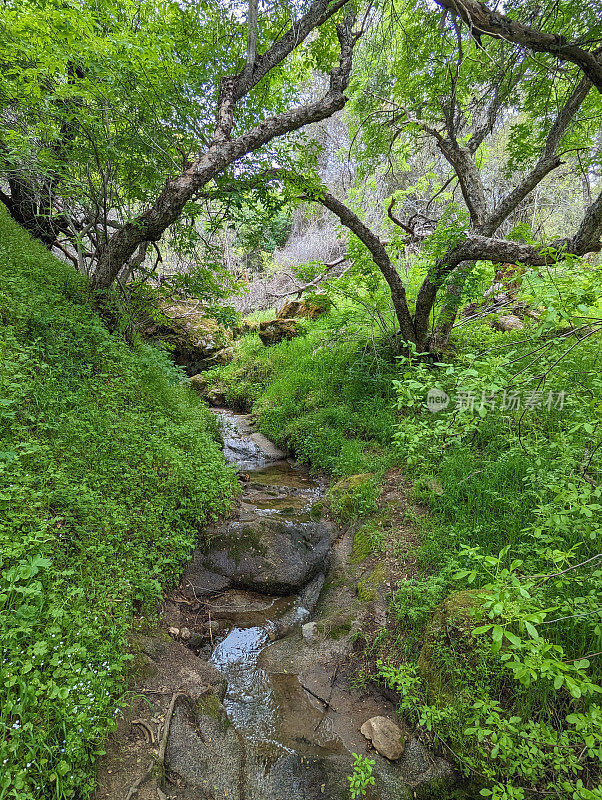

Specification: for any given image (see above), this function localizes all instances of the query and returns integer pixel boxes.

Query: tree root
[131,719,156,744]
[125,691,186,800]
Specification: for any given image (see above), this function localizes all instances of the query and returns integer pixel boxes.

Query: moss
[356,563,388,603]
[196,692,226,721]
[328,473,377,521]
[417,590,484,705]
[351,519,386,563]
[328,620,353,640]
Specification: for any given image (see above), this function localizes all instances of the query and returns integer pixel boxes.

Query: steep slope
[0,205,236,799]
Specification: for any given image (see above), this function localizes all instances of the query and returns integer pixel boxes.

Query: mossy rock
[418,590,485,705]
[190,373,209,392]
[137,297,232,374]
[328,473,376,520]
[357,563,387,603]
[233,319,260,338]
[276,295,332,321]
[196,692,229,723]
[351,519,386,562]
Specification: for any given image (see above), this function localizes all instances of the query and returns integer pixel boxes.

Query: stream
[95,410,455,800]
[161,410,454,799]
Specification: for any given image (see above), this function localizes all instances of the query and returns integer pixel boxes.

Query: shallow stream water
[207,410,336,753]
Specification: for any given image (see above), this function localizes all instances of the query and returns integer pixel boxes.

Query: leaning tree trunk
[92,2,356,289]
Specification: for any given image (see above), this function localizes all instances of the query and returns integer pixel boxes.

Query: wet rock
[187,631,205,649]
[258,318,299,346]
[493,314,524,332]
[183,515,334,595]
[166,696,365,800]
[360,716,406,760]
[250,431,286,460]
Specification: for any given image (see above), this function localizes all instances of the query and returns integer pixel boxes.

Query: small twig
[124,692,187,800]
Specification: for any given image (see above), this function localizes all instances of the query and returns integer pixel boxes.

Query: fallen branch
[268,256,348,299]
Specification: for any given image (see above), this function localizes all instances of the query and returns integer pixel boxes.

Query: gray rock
[302,622,318,643]
[493,314,524,332]
[183,515,334,595]
[361,716,406,760]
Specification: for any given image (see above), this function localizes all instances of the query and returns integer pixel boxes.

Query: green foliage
[207,305,399,476]
[387,294,602,795]
[328,473,379,521]
[0,207,236,799]
[347,753,376,798]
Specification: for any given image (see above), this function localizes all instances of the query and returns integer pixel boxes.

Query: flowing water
[161,410,453,799]
[207,410,335,752]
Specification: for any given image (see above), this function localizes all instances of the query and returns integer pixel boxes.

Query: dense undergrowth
[0,207,236,799]
[208,276,602,798]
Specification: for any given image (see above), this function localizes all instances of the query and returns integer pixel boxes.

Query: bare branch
[309,189,417,344]
[482,76,592,236]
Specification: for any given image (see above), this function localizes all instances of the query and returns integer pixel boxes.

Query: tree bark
[434,0,602,92]
[316,190,418,344]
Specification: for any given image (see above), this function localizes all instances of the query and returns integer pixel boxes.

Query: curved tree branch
[434,0,602,92]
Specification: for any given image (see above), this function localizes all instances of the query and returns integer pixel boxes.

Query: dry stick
[535,553,602,587]
[125,691,187,800]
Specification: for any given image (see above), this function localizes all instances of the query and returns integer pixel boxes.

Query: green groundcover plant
[0,206,236,798]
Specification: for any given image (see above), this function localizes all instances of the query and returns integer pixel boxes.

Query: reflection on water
[210,626,278,741]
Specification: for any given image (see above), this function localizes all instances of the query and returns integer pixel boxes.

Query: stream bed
[95,411,455,800]
[162,410,454,799]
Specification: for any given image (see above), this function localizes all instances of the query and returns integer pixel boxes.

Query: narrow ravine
[95,410,455,800]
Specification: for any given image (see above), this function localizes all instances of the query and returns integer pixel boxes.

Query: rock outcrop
[138,298,233,374]
[277,295,331,321]
[182,513,334,595]
[258,318,299,346]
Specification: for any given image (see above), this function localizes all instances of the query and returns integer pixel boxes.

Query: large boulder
[277,295,331,321]
[182,514,334,595]
[139,299,232,374]
[258,318,299,346]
